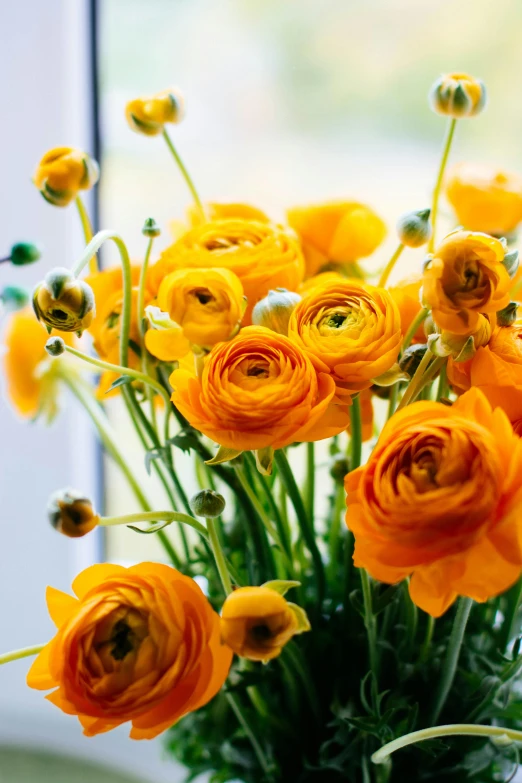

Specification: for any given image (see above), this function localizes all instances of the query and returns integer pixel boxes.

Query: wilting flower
[446,162,522,236]
[287,279,401,396]
[346,388,522,617]
[220,586,309,662]
[47,488,99,538]
[3,309,74,420]
[422,230,511,334]
[447,321,522,423]
[429,72,487,118]
[287,201,386,277]
[27,562,232,738]
[34,147,99,207]
[125,88,185,136]
[389,275,425,344]
[151,219,304,323]
[170,325,350,452]
[33,268,95,334]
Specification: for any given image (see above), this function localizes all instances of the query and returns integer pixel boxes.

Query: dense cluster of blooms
[3,70,522,781]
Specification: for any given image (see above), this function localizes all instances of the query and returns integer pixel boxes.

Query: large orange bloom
[287,279,401,396]
[151,219,304,323]
[446,162,522,236]
[170,325,350,451]
[345,389,522,617]
[423,230,511,334]
[27,562,232,739]
[287,201,386,277]
[447,323,522,423]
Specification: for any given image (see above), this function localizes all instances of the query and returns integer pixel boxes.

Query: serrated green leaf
[168,427,201,454]
[261,579,301,596]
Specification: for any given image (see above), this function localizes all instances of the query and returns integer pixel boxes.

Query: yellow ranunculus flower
[446,162,522,236]
[429,72,487,118]
[423,230,511,335]
[169,202,270,242]
[125,88,185,136]
[32,268,95,335]
[34,147,99,207]
[287,201,386,277]
[150,219,304,323]
[288,279,402,396]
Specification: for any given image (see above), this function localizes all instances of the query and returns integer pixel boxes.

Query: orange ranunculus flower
[287,202,386,277]
[220,586,309,662]
[146,267,244,362]
[151,219,304,324]
[169,202,270,242]
[287,280,401,396]
[389,275,425,344]
[446,163,522,236]
[27,562,232,739]
[34,147,99,207]
[345,388,522,617]
[447,322,522,423]
[86,265,152,397]
[422,230,511,334]
[170,325,350,452]
[3,309,74,420]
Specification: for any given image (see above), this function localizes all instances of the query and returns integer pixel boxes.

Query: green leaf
[261,579,301,596]
[105,374,133,393]
[144,446,167,475]
[503,249,519,279]
[254,446,274,475]
[286,602,311,633]
[168,427,201,454]
[127,521,172,534]
[205,445,243,465]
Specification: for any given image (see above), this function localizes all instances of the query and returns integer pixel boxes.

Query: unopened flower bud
[252,288,301,336]
[399,343,428,378]
[10,242,42,266]
[396,209,432,248]
[0,285,29,311]
[45,336,66,356]
[32,268,95,334]
[34,147,99,207]
[190,489,226,518]
[47,488,99,538]
[142,217,161,237]
[126,88,185,136]
[329,454,350,484]
[429,73,487,119]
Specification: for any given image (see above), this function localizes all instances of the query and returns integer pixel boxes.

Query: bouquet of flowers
[3,71,522,783]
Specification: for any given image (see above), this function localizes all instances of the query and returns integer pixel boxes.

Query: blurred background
[2,0,522,780]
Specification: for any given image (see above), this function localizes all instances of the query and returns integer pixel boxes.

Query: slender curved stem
[428,118,457,253]
[387,383,398,420]
[0,644,46,666]
[402,307,429,352]
[207,517,233,595]
[419,615,435,664]
[429,597,473,724]
[162,129,206,222]
[436,362,448,401]
[226,693,273,778]
[372,723,522,765]
[349,395,363,469]
[396,349,434,411]
[500,577,522,652]
[74,195,97,274]
[100,510,207,538]
[305,442,315,524]
[138,236,158,428]
[378,243,404,288]
[234,463,286,552]
[360,569,379,677]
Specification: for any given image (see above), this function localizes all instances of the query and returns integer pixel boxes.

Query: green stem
[282,642,321,720]
[138,235,157,428]
[436,362,448,401]
[428,117,457,253]
[429,597,473,724]
[234,463,287,556]
[162,129,206,222]
[274,449,325,604]
[372,723,522,766]
[100,510,207,538]
[396,349,434,411]
[349,395,363,469]
[207,517,233,595]
[305,442,315,524]
[402,307,429,352]
[419,615,435,664]
[0,644,46,666]
[378,243,404,288]
[500,577,522,652]
[328,483,346,579]
[387,383,399,420]
[360,569,379,677]
[74,195,97,274]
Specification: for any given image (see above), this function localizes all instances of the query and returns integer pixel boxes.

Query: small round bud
[429,73,487,119]
[396,209,432,248]
[45,336,66,356]
[0,285,29,311]
[189,489,226,518]
[10,242,42,266]
[329,453,350,484]
[142,217,161,237]
[252,288,301,336]
[399,343,428,378]
[34,147,99,207]
[32,267,95,334]
[47,488,99,538]
[126,88,185,136]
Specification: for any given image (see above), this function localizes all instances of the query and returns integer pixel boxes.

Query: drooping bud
[32,267,95,334]
[142,217,161,237]
[125,88,185,136]
[189,489,226,518]
[497,301,519,327]
[252,288,301,336]
[45,336,66,357]
[0,285,29,311]
[399,343,428,378]
[329,453,350,484]
[47,488,99,538]
[10,242,42,266]
[34,147,99,207]
[429,73,487,119]
[396,209,432,248]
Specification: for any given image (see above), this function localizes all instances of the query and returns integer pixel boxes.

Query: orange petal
[72,563,127,599]
[46,586,79,628]
[26,642,57,690]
